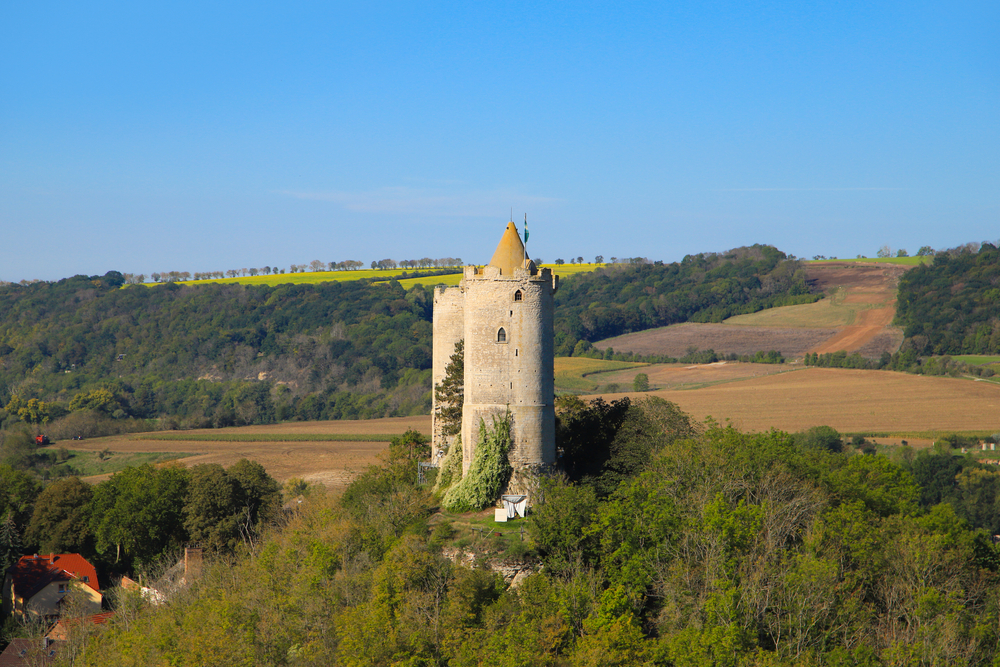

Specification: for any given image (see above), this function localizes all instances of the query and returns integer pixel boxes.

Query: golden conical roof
[488,222,527,275]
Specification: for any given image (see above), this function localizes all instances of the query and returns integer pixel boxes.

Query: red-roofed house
[45,611,114,641]
[2,554,102,622]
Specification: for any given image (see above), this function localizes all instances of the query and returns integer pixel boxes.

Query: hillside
[0,249,814,436]
[895,243,1000,355]
[0,272,436,430]
[552,245,816,355]
[595,261,910,359]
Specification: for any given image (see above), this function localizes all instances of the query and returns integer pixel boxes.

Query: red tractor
[35,434,50,446]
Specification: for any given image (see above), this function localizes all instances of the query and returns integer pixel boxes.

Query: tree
[632,373,649,392]
[434,340,464,438]
[917,246,934,256]
[6,396,50,427]
[595,255,604,264]
[391,429,431,461]
[371,261,378,269]
[896,248,909,257]
[26,477,94,555]
[877,245,892,258]
[555,258,565,265]
[310,260,325,272]
[577,256,584,264]
[184,464,240,552]
[89,464,189,564]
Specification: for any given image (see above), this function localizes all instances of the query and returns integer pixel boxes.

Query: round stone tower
[432,222,558,490]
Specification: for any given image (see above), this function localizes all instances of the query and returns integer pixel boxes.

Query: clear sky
[2,1,997,282]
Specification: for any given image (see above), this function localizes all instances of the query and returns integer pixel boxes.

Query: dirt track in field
[71,415,432,490]
[808,305,897,354]
[594,367,1000,434]
[595,262,912,359]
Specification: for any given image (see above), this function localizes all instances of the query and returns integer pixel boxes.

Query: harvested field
[589,361,796,391]
[596,322,838,358]
[592,368,1000,434]
[64,415,432,490]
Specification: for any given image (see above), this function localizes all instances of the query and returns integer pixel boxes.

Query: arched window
[514,290,523,302]
[497,328,507,343]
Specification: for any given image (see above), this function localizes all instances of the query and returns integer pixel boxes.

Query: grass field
[808,256,932,266]
[951,355,1000,365]
[726,288,859,328]
[553,356,647,392]
[49,450,193,477]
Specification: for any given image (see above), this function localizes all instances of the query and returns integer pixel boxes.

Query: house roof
[0,638,59,666]
[46,612,115,641]
[488,222,529,276]
[7,554,100,601]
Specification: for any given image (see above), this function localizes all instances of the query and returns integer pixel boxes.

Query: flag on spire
[524,214,529,243]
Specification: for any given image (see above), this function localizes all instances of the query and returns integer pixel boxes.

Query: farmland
[588,360,795,391]
[595,261,910,359]
[55,415,431,489]
[148,268,445,287]
[598,323,838,358]
[52,362,1000,491]
[156,263,601,290]
[597,366,1000,436]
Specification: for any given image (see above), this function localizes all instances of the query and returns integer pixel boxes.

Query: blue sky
[2,1,997,281]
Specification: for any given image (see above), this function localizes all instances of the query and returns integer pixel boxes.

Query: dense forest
[0,247,814,438]
[553,245,815,355]
[895,242,1000,355]
[23,399,1000,666]
[0,271,436,433]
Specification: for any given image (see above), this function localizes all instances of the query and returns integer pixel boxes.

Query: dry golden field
[69,416,431,489]
[595,367,1000,436]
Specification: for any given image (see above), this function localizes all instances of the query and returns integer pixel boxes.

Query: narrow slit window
[497,327,506,343]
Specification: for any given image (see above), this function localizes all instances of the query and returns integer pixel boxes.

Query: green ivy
[442,413,512,512]
[432,434,463,496]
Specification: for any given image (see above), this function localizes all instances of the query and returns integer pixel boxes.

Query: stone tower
[432,222,558,490]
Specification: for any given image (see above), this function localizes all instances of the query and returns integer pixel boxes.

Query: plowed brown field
[594,367,1000,434]
[71,415,432,490]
